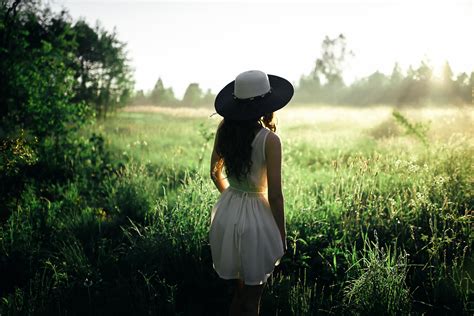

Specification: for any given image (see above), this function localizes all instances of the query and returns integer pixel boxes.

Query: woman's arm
[265,132,287,251]
[210,122,229,193]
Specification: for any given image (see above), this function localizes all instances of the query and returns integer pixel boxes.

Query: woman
[209,70,293,315]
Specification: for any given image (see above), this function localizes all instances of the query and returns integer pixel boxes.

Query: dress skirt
[209,186,285,285]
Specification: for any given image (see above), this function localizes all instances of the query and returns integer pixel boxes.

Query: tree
[182,83,203,107]
[0,0,89,140]
[150,78,165,104]
[390,63,403,85]
[312,34,353,87]
[294,74,321,103]
[415,59,433,82]
[440,61,454,101]
[366,71,389,104]
[149,77,177,106]
[131,89,146,105]
[71,20,134,118]
[413,59,433,103]
[201,88,215,107]
[385,62,404,104]
[442,61,453,83]
[470,72,474,104]
[0,0,134,195]
[294,34,352,104]
[454,72,470,103]
[398,63,431,105]
[0,0,93,210]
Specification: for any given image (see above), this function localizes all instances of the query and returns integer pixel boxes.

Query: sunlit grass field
[3,104,472,315]
[89,104,473,314]
[101,104,474,170]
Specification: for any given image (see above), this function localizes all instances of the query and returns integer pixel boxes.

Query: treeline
[131,79,215,107]
[296,62,473,106]
[295,34,473,106]
[132,34,473,108]
[295,34,474,106]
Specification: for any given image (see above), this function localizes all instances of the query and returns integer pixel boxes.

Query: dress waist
[228,186,266,195]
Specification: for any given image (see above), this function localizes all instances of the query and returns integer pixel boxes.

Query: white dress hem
[212,252,284,285]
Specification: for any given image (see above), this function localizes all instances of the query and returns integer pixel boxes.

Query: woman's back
[226,127,270,192]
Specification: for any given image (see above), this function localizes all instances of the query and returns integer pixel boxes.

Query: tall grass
[343,232,411,315]
[1,106,472,315]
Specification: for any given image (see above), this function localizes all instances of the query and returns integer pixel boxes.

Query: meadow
[101,104,473,314]
[1,104,473,315]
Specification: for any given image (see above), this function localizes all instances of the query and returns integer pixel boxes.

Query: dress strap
[261,128,270,161]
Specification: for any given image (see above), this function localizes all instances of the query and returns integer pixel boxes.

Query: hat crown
[233,70,271,99]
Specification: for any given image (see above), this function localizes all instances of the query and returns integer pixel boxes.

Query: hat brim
[215,74,294,120]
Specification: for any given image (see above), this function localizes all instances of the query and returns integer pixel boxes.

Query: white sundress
[209,127,285,285]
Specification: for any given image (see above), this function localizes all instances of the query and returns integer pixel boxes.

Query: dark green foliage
[0,131,38,178]
[0,0,133,218]
[0,2,90,139]
[70,19,134,118]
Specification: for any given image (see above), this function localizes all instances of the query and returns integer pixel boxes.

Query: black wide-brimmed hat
[215,70,294,120]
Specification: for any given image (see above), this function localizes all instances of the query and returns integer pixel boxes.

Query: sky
[50,0,474,99]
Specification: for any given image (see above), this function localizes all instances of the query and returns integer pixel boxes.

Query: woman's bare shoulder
[265,130,281,153]
[266,130,280,143]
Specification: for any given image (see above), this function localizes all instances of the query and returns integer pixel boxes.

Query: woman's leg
[240,283,265,316]
[229,279,244,316]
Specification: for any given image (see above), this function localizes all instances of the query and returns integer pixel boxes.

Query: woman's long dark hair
[215,112,276,181]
